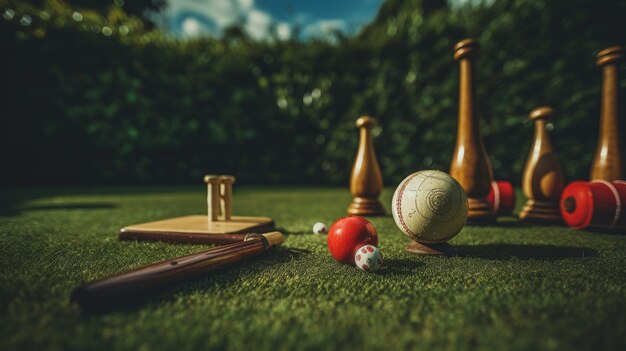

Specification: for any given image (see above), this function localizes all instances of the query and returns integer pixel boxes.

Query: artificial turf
[1,186,625,351]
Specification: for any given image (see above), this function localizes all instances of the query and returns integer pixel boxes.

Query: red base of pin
[560,180,625,230]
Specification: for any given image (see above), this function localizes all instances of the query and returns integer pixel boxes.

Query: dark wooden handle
[72,232,283,311]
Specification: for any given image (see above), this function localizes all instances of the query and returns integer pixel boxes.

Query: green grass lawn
[1,186,625,351]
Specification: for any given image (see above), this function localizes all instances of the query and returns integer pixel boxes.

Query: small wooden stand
[590,46,624,181]
[119,175,275,244]
[347,116,385,216]
[405,241,455,256]
[519,107,564,222]
[449,39,495,222]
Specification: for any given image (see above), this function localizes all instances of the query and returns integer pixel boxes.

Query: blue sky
[163,0,385,40]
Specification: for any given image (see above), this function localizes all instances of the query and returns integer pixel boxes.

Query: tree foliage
[1,0,625,185]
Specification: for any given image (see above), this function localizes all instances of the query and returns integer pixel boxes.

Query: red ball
[327,216,378,265]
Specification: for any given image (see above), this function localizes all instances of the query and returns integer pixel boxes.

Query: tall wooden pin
[590,46,624,181]
[449,38,494,221]
[347,116,385,215]
[519,107,565,222]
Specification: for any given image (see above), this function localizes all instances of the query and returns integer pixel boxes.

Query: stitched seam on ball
[396,173,418,237]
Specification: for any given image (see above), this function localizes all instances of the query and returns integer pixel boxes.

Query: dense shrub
[1,0,625,186]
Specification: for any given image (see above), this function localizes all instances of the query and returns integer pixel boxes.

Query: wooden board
[119,215,275,245]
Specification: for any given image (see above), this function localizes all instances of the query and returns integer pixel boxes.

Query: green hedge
[1,0,625,185]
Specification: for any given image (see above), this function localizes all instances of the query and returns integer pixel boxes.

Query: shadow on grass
[465,218,579,228]
[578,228,626,236]
[0,201,118,216]
[491,219,530,228]
[280,228,310,235]
[377,258,424,275]
[277,246,311,258]
[455,244,597,261]
[21,203,117,211]
[465,219,529,228]
[0,186,195,217]
[74,246,309,316]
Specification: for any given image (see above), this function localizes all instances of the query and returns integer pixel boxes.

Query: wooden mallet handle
[71,231,284,311]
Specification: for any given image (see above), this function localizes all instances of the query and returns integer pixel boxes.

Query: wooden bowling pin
[590,46,624,181]
[347,116,385,215]
[449,39,494,221]
[519,107,565,222]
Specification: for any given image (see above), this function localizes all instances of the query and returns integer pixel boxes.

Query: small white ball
[312,222,327,234]
[354,245,383,272]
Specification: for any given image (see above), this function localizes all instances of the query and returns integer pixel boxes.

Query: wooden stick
[71,231,284,311]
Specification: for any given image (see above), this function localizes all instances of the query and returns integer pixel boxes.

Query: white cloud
[245,8,271,40]
[164,0,369,40]
[166,0,276,40]
[237,0,253,11]
[275,22,291,41]
[182,17,204,36]
[302,19,347,39]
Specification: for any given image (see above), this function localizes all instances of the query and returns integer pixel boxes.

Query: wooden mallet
[71,231,284,312]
